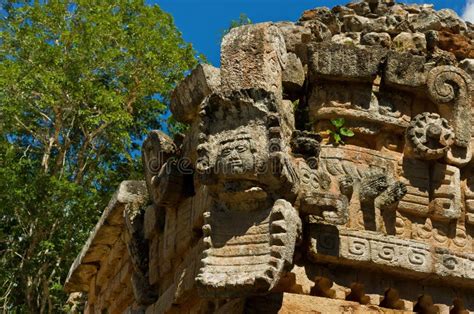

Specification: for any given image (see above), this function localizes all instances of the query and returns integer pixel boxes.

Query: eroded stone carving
[406,112,455,160]
[427,65,473,166]
[67,1,474,312]
[139,0,474,310]
[194,89,302,297]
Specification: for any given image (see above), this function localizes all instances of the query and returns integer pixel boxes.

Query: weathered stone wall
[66,0,474,313]
[65,181,148,313]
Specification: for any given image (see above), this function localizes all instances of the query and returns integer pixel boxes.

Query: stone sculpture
[65,0,474,312]
[193,89,302,297]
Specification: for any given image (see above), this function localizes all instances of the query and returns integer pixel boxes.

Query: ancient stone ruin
[65,0,474,312]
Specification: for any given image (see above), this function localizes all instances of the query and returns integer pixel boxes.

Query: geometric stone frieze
[308,223,474,285]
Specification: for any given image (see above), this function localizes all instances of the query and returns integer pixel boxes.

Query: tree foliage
[0,1,198,312]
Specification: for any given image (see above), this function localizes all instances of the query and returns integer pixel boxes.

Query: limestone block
[410,8,442,32]
[148,236,161,287]
[144,205,161,240]
[308,223,474,286]
[92,225,122,246]
[331,5,355,18]
[170,64,220,124]
[361,32,391,48]
[82,244,111,263]
[433,248,474,281]
[346,1,371,16]
[384,52,426,88]
[221,23,287,95]
[343,15,388,33]
[331,32,361,45]
[162,207,177,263]
[282,52,305,96]
[96,240,126,287]
[152,159,191,208]
[174,199,193,257]
[88,276,97,305]
[309,43,387,82]
[392,32,427,54]
[173,242,202,305]
[298,20,332,43]
[459,59,474,78]
[64,265,98,292]
[119,261,133,285]
[299,7,341,35]
[275,22,311,54]
[437,9,467,33]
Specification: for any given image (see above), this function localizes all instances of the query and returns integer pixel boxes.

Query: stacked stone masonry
[66,0,474,313]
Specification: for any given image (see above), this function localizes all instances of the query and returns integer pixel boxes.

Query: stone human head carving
[216,132,255,176]
[195,89,293,190]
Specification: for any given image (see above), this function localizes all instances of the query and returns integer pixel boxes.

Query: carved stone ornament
[194,89,302,298]
[427,65,473,166]
[406,112,455,160]
[66,2,474,313]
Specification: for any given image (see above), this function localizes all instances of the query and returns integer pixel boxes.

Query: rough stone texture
[220,23,287,96]
[331,32,361,45]
[67,1,474,313]
[392,32,427,54]
[384,52,427,88]
[65,181,147,293]
[282,52,305,97]
[361,32,392,48]
[460,59,474,78]
[309,43,387,82]
[437,31,474,60]
[170,64,220,124]
[275,22,311,55]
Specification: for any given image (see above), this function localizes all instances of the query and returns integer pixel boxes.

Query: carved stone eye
[236,145,247,153]
[221,148,232,157]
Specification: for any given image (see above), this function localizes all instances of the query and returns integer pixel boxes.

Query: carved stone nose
[229,149,239,159]
[426,123,442,141]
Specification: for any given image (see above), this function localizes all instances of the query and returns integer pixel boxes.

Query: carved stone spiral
[427,66,471,104]
[378,246,396,262]
[427,66,472,148]
[407,112,455,160]
[408,250,427,266]
[349,239,368,256]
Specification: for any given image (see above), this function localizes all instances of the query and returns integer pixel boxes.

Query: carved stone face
[217,137,254,175]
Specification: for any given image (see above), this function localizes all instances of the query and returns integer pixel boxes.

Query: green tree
[0,1,198,312]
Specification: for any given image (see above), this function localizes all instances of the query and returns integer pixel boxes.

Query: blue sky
[153,0,470,66]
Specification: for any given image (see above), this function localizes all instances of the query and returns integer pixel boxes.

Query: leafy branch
[327,118,354,144]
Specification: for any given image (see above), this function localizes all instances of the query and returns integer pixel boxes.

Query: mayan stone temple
[64,0,474,313]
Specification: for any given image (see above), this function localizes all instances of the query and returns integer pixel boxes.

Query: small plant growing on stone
[327,118,354,144]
